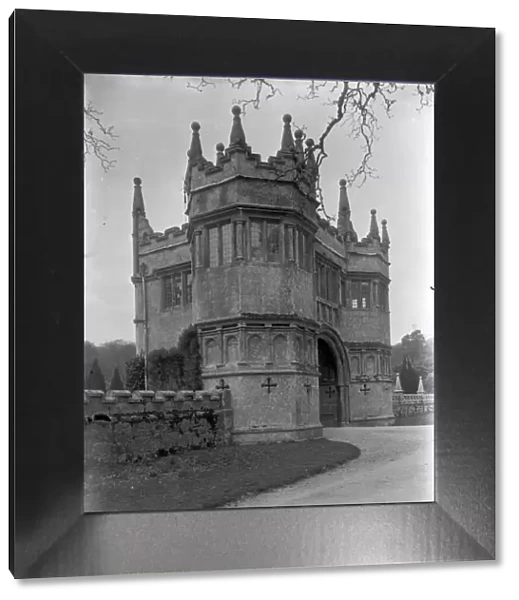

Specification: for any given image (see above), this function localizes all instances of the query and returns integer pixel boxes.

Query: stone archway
[317,328,350,427]
[318,339,339,426]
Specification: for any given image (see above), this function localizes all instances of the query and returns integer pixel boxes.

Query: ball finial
[305,138,315,147]
[231,105,241,116]
[371,208,377,215]
[216,142,225,152]
[191,121,201,132]
[381,219,387,225]
[282,113,292,123]
[133,177,142,185]
[294,129,303,139]
[339,178,347,187]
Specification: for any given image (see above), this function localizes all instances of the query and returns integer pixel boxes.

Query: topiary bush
[109,367,125,391]
[399,355,420,394]
[85,357,106,391]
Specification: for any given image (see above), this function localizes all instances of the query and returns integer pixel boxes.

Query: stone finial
[336,178,358,243]
[294,129,305,165]
[216,142,225,165]
[368,208,380,241]
[394,373,403,393]
[279,113,295,153]
[336,178,351,237]
[381,218,390,246]
[132,176,146,216]
[229,105,247,148]
[187,121,205,164]
[417,376,425,394]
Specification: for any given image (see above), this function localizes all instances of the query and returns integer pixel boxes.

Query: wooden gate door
[318,339,338,426]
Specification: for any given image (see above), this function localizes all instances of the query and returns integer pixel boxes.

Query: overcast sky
[85,75,434,346]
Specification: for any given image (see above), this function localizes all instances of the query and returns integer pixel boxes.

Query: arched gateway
[317,329,350,427]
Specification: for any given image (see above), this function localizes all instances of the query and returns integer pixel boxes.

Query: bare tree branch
[181,77,433,222]
[297,80,329,101]
[186,77,217,92]
[305,81,405,187]
[84,101,119,172]
[224,78,283,115]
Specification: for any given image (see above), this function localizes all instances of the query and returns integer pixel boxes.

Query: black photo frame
[10,10,495,578]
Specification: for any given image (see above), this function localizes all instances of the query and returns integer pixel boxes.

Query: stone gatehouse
[131,106,393,443]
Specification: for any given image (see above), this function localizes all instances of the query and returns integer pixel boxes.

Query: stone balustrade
[392,393,434,418]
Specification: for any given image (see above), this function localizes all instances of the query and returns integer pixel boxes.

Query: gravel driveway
[227,425,434,508]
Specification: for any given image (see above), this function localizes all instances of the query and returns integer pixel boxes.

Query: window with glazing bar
[163,269,192,309]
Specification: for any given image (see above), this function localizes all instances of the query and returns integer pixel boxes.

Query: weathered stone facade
[131,108,394,443]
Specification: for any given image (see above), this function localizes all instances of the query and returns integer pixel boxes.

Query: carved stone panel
[247,334,266,363]
[273,334,288,365]
[226,336,239,364]
[306,338,313,365]
[205,338,219,366]
[366,355,376,377]
[351,355,360,377]
[293,335,302,363]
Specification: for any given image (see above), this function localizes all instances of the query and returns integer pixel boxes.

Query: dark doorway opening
[318,339,339,427]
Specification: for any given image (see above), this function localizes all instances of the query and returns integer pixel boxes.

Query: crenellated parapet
[184,107,319,217]
[84,389,234,457]
[84,388,229,417]
[139,222,189,250]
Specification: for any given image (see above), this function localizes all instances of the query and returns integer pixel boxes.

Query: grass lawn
[85,438,360,512]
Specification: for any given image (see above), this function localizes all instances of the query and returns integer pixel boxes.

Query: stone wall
[392,393,434,418]
[347,249,390,278]
[349,380,394,422]
[203,371,322,443]
[145,288,193,351]
[200,178,308,215]
[198,317,323,443]
[134,237,193,353]
[138,237,191,272]
[194,263,315,322]
[340,309,391,344]
[84,389,233,462]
